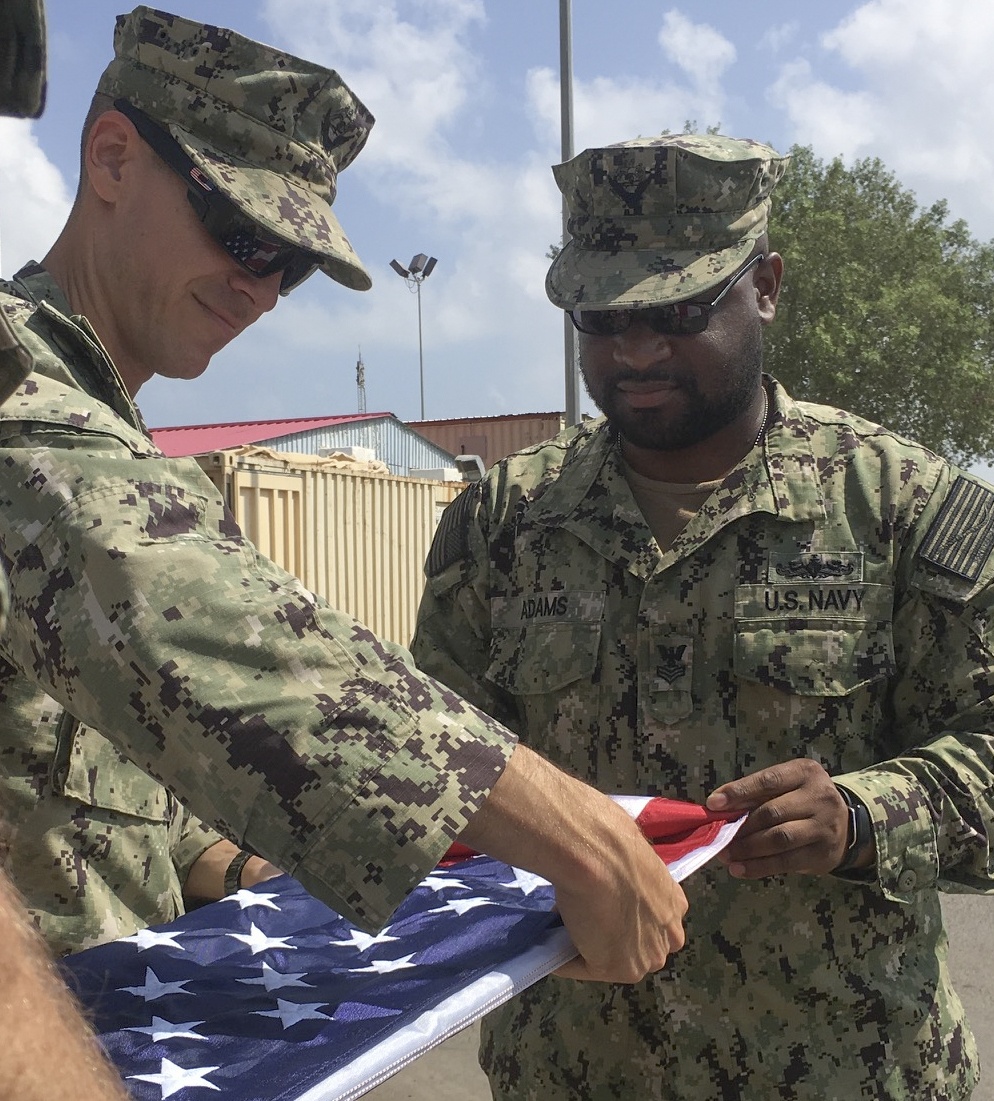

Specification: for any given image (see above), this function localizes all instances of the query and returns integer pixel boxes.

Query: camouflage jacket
[413,380,994,1100]
[0,308,31,635]
[0,268,514,953]
[0,303,225,953]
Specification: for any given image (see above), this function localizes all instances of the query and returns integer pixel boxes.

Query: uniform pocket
[487,621,601,694]
[51,715,171,822]
[732,580,896,772]
[733,620,896,696]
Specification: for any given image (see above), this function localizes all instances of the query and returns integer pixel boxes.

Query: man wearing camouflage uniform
[412,133,994,1099]
[0,7,687,981]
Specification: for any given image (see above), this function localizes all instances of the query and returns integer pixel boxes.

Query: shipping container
[197,447,465,647]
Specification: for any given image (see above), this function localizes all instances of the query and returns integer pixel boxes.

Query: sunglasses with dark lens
[114,99,319,295]
[569,252,765,338]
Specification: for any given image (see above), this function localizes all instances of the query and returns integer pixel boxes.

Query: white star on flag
[128,1057,220,1098]
[120,968,192,1001]
[423,896,493,918]
[351,953,417,975]
[122,929,187,952]
[222,888,281,912]
[256,999,332,1029]
[237,962,313,993]
[506,868,551,896]
[228,923,296,955]
[329,929,399,952]
[418,873,469,892]
[124,1017,206,1043]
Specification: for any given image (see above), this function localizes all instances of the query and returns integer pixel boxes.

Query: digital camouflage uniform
[0,0,45,637]
[413,386,994,1100]
[0,7,516,956]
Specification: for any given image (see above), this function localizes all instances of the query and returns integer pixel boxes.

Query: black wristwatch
[834,785,873,872]
[223,849,253,895]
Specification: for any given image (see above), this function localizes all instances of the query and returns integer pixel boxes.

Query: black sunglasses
[114,99,318,295]
[569,253,765,337]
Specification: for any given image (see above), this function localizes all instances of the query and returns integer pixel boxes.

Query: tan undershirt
[622,462,724,553]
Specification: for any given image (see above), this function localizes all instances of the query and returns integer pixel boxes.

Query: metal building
[151,412,456,477]
[408,411,566,468]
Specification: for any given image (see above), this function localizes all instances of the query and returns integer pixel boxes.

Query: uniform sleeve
[0,426,516,931]
[411,483,520,729]
[835,469,994,903]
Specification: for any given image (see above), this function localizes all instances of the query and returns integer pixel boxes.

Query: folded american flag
[61,797,742,1101]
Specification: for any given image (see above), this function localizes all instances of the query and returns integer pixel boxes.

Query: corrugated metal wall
[197,449,464,647]
[255,415,455,477]
[410,413,565,468]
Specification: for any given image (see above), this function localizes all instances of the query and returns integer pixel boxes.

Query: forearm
[0,871,128,1100]
[183,839,281,903]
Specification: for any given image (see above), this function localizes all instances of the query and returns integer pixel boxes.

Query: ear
[84,110,142,203]
[756,252,783,326]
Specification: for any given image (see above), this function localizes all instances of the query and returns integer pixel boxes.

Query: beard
[580,321,764,453]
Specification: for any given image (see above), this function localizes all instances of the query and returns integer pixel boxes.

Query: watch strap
[834,784,873,872]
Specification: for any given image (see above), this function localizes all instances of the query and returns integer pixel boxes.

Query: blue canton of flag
[61,858,570,1101]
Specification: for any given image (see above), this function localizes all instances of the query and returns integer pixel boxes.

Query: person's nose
[611,323,675,370]
[229,266,282,315]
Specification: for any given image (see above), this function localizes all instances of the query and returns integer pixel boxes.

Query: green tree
[766,145,994,466]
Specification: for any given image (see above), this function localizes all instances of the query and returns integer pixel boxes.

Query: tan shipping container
[197,447,464,648]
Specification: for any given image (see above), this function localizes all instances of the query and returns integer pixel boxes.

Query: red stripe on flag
[438,797,740,868]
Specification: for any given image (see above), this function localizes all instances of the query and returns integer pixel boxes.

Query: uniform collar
[527,378,827,577]
[9,262,146,431]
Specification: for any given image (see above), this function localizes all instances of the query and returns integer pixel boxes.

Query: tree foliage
[765,145,994,466]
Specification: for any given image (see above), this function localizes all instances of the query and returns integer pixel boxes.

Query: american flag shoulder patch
[918,475,994,582]
[426,483,479,578]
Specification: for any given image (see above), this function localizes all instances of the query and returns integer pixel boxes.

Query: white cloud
[769,0,994,237]
[526,67,726,154]
[658,10,736,89]
[0,120,73,277]
[759,22,801,55]
[261,0,486,174]
[768,60,878,160]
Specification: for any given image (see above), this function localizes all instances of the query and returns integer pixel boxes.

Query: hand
[459,745,687,983]
[551,812,688,982]
[706,758,859,878]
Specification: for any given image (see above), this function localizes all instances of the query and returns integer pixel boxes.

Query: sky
[3,0,994,453]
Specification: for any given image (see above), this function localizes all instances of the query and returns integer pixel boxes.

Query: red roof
[150,413,390,458]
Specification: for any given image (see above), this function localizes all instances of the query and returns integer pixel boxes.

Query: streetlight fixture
[390,252,438,420]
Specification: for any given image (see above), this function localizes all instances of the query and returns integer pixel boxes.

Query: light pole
[559,0,579,426]
[390,253,437,420]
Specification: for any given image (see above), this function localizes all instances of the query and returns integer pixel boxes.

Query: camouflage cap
[96,6,373,291]
[546,133,789,311]
[0,0,46,118]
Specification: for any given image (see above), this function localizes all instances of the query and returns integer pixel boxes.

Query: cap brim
[546,239,756,312]
[171,125,372,292]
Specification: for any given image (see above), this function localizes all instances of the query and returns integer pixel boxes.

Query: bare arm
[0,870,129,1100]
[460,744,688,982]
[183,839,282,903]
